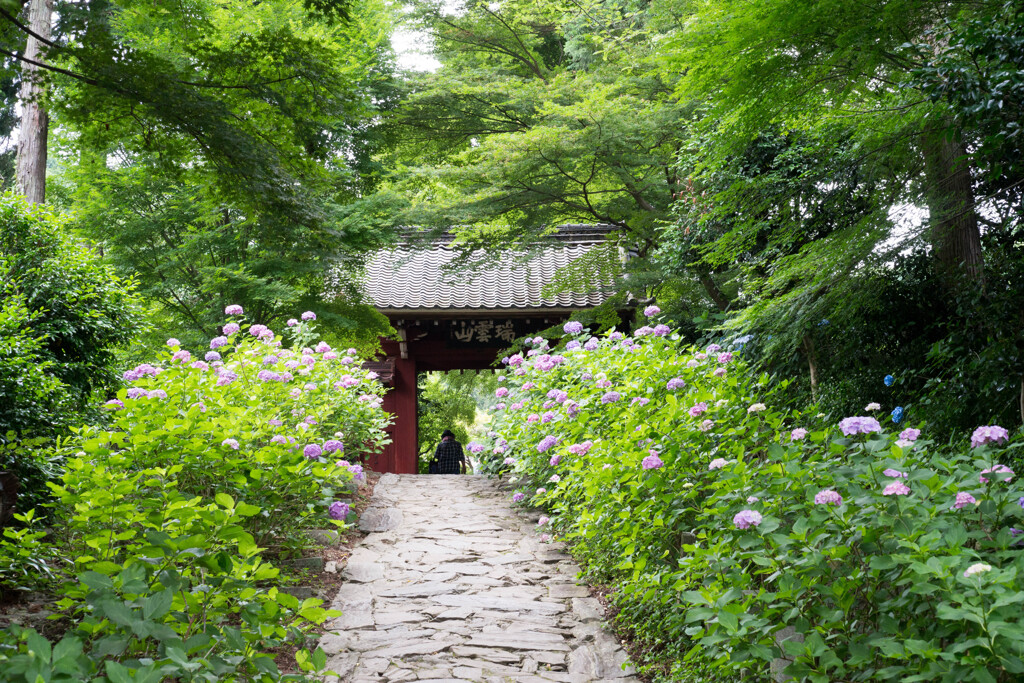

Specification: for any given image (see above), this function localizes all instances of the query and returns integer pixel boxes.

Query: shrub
[0,308,392,681]
[479,323,1024,681]
[0,193,144,433]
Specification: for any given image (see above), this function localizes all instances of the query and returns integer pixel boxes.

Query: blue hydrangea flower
[891,406,904,424]
[884,375,894,387]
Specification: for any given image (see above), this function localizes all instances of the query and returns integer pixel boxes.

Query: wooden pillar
[392,355,418,474]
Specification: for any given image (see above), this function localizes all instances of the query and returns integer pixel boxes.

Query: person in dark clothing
[432,429,466,474]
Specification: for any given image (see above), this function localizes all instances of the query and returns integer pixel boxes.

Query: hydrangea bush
[478,320,1024,681]
[92,309,389,545]
[0,308,391,681]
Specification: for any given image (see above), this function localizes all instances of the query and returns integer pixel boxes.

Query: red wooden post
[391,355,419,474]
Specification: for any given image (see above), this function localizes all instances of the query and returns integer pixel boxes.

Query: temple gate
[360,226,617,473]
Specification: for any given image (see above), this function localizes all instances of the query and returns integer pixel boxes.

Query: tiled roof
[362,225,618,313]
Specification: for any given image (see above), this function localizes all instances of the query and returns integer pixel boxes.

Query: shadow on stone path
[320,473,640,683]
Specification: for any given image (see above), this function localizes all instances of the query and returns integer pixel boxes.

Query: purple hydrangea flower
[315,341,331,353]
[838,416,883,436]
[466,442,486,454]
[270,435,287,445]
[303,444,322,459]
[126,387,146,399]
[632,397,651,407]
[791,428,808,441]
[814,489,842,506]
[536,435,558,453]
[971,425,1010,448]
[643,305,661,317]
[287,318,298,327]
[549,453,561,466]
[103,399,124,410]
[666,377,686,390]
[566,340,581,350]
[166,338,181,347]
[652,324,671,337]
[512,492,525,503]
[329,501,350,520]
[563,320,583,335]
[302,311,317,321]
[222,438,239,450]
[504,457,515,466]
[882,468,908,478]
[223,322,240,336]
[899,428,921,441]
[323,440,343,453]
[190,360,209,371]
[584,339,599,351]
[707,343,722,353]
[601,391,621,404]
[717,352,733,364]
[689,402,708,417]
[225,304,244,315]
[642,452,664,470]
[634,326,654,337]
[171,350,191,362]
[495,387,509,398]
[733,509,762,530]
[205,350,222,362]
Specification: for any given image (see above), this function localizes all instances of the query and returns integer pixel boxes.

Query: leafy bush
[0,192,144,433]
[478,316,1024,681]
[0,308,391,681]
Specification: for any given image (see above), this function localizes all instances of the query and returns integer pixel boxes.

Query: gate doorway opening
[415,370,498,474]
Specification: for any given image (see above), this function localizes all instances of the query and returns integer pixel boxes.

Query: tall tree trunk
[697,270,730,312]
[802,334,819,402]
[922,129,984,290]
[15,0,53,204]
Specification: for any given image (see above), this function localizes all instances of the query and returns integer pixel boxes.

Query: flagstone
[318,474,639,681]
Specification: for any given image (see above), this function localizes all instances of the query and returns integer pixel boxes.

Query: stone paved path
[320,474,640,683]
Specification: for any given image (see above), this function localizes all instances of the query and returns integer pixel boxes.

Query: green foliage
[478,322,1024,680]
[0,193,145,434]
[0,310,389,680]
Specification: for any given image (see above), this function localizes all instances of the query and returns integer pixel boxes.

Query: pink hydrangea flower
[643,305,661,317]
[689,402,708,417]
[538,516,550,526]
[717,352,733,364]
[952,492,978,510]
[980,464,1014,484]
[224,304,244,315]
[495,387,509,398]
[512,492,525,502]
[709,458,728,470]
[527,414,540,423]
[223,322,240,335]
[791,428,808,441]
[536,487,547,495]
[222,438,239,450]
[882,481,911,496]
[814,489,842,506]
[549,474,561,483]
[550,454,561,466]
[971,425,1010,448]
[733,509,762,530]
[301,311,316,321]
[882,468,908,478]
[166,338,181,347]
